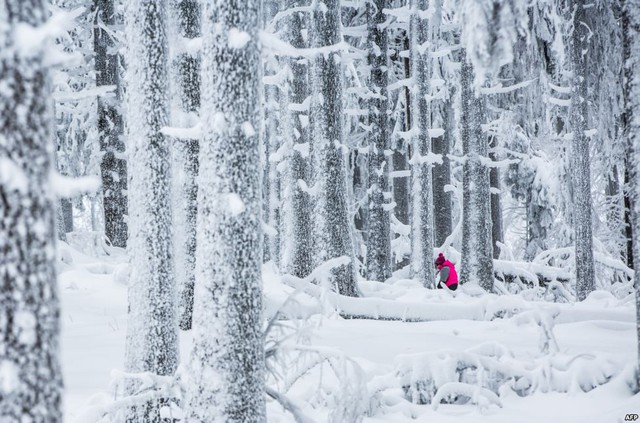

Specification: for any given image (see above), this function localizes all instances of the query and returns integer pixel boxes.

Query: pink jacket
[438,260,459,287]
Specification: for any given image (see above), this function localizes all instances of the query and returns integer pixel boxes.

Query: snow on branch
[51,172,101,198]
[260,32,353,59]
[160,124,202,140]
[480,79,535,95]
[547,96,571,107]
[53,85,116,102]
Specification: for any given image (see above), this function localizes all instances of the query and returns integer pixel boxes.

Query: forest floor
[59,236,640,423]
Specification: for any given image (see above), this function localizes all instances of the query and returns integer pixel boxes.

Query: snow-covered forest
[2,0,640,421]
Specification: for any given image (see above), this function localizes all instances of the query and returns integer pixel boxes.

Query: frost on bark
[459,53,494,291]
[94,0,127,248]
[489,135,503,259]
[569,0,596,301]
[123,0,178,419]
[170,0,200,331]
[0,1,63,420]
[280,0,313,279]
[432,96,453,249]
[409,0,436,287]
[263,0,281,266]
[365,0,392,282]
[309,0,359,296]
[185,0,267,421]
[622,0,640,391]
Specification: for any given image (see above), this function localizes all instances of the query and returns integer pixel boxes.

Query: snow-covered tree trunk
[432,96,453,249]
[623,0,640,391]
[0,1,63,420]
[185,0,267,420]
[459,53,494,291]
[409,0,436,287]
[263,0,281,266]
[170,0,200,331]
[570,0,596,301]
[280,0,313,279]
[94,0,127,248]
[309,0,359,296]
[365,0,392,282]
[489,135,503,259]
[123,1,178,419]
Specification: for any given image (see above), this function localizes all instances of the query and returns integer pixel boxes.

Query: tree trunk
[623,0,640,391]
[489,135,504,259]
[0,1,63,420]
[94,0,127,248]
[263,0,281,266]
[410,0,436,287]
[625,160,635,269]
[365,0,392,282]
[280,0,313,279]
[123,1,178,420]
[186,0,267,420]
[309,0,359,296]
[570,0,596,301]
[460,52,494,291]
[170,0,200,331]
[432,97,453,248]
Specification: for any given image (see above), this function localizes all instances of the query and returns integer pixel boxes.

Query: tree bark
[623,0,640,391]
[489,135,504,259]
[432,97,453,248]
[123,1,178,420]
[0,1,63,420]
[309,0,359,296]
[170,0,200,331]
[410,0,436,287]
[186,0,267,420]
[365,0,392,282]
[459,52,494,291]
[570,0,596,301]
[280,0,313,279]
[94,0,127,248]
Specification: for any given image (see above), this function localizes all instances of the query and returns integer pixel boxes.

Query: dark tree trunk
[280,0,313,279]
[432,98,453,248]
[171,0,200,331]
[309,0,359,296]
[94,0,127,248]
[570,0,596,301]
[489,136,504,259]
[365,0,392,281]
[0,1,63,420]
[460,52,494,291]
[622,0,640,391]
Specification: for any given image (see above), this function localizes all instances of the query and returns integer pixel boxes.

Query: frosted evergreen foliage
[123,0,179,419]
[185,0,267,421]
[279,0,313,279]
[409,0,436,287]
[459,53,495,291]
[0,1,63,420]
[568,0,595,301]
[365,0,392,282]
[309,0,359,297]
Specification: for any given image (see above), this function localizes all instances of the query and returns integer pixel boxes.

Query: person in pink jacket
[434,253,459,291]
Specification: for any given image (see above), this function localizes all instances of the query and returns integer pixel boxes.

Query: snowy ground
[59,238,640,422]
